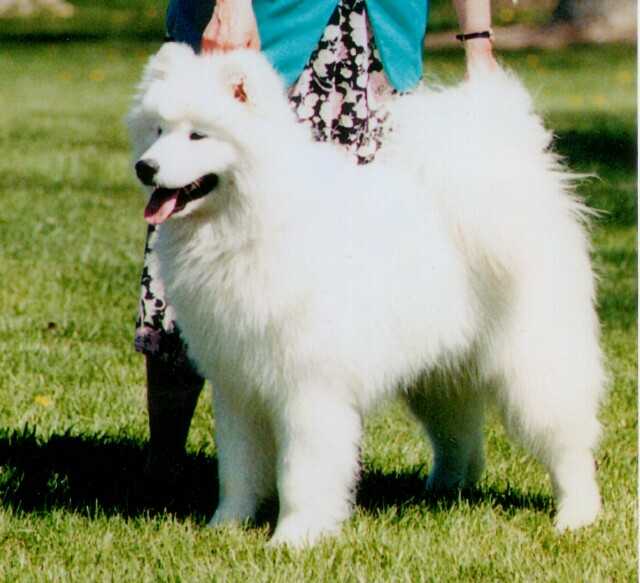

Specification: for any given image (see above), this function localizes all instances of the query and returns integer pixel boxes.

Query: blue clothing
[166,0,428,92]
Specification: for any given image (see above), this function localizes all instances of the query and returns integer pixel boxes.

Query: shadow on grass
[0,428,217,521]
[553,114,636,171]
[356,468,552,518]
[553,115,637,229]
[0,428,551,524]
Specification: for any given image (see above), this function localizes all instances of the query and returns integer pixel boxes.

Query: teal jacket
[166,1,428,92]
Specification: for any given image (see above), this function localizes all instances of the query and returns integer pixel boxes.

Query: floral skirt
[135,0,395,363]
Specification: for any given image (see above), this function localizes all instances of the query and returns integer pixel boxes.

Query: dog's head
[127,43,290,225]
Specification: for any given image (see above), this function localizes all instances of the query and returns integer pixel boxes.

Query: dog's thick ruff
[129,44,605,547]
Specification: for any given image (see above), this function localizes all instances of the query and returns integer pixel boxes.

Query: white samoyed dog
[128,43,605,547]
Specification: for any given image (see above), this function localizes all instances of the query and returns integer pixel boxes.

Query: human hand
[201,0,260,53]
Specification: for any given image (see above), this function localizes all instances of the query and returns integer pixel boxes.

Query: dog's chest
[158,224,295,380]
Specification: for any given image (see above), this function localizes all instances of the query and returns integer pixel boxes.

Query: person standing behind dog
[136,0,497,485]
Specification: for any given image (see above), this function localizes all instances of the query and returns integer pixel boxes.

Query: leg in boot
[145,354,205,489]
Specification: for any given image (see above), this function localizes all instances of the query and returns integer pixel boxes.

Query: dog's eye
[157,127,162,136]
[190,132,207,141]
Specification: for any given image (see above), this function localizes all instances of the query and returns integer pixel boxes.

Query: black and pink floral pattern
[288,0,395,164]
[135,0,394,360]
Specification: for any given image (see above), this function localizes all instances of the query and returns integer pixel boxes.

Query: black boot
[144,355,205,494]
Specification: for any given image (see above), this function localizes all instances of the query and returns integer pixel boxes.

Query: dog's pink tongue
[144,190,178,225]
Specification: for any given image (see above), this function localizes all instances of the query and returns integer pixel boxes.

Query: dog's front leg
[208,385,275,528]
[269,384,362,547]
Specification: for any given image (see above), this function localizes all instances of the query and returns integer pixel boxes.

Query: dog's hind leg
[488,270,605,531]
[269,383,362,547]
[208,385,276,528]
[407,369,486,493]
[493,368,603,531]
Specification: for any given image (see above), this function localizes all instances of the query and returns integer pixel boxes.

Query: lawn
[0,0,553,40]
[0,39,636,581]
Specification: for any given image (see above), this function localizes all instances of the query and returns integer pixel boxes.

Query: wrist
[216,0,252,8]
[456,29,493,43]
[464,37,497,73]
[464,37,493,56]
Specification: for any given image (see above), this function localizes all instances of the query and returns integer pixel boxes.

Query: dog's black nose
[135,159,159,186]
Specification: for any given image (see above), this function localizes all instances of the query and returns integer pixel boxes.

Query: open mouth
[144,173,219,225]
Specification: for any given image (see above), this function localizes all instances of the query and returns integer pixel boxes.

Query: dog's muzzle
[142,172,219,225]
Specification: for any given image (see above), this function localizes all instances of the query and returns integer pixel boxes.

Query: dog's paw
[268,514,341,548]
[426,450,484,495]
[554,491,601,532]
[207,500,256,528]
[425,469,466,494]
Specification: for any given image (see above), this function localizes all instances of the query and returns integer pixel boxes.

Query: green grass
[0,41,636,581]
[0,0,553,40]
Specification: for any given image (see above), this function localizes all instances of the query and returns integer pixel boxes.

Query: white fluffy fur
[128,44,605,546]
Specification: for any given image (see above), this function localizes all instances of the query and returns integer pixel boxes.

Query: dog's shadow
[0,428,550,524]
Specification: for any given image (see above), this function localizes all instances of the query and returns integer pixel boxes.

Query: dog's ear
[217,51,289,116]
[232,79,248,104]
[146,42,195,82]
[222,67,251,105]
[218,52,269,106]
